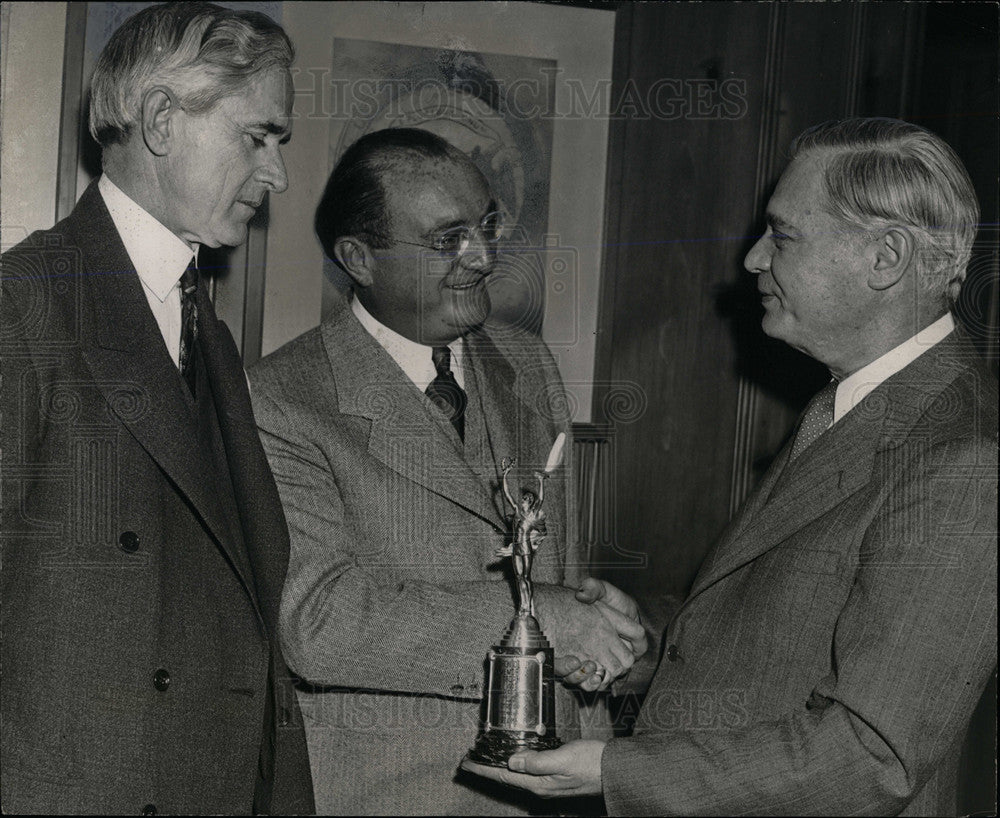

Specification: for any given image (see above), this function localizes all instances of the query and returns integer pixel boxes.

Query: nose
[744,232,771,275]
[258,143,289,195]
[458,229,495,273]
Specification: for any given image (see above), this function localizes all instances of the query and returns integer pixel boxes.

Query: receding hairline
[368,146,491,220]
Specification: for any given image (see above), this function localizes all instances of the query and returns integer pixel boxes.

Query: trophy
[468,433,567,766]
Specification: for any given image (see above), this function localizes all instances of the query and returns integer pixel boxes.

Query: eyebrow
[765,212,796,234]
[422,200,498,238]
[250,121,292,143]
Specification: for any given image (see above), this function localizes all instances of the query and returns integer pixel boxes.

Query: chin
[207,222,250,249]
[760,310,791,343]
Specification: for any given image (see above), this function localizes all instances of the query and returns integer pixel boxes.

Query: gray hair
[89,2,293,148]
[791,118,979,306]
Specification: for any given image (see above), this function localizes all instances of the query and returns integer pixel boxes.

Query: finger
[568,660,599,684]
[597,580,639,619]
[509,748,572,776]
[560,660,597,686]
[579,671,603,693]
[596,600,646,648]
[594,625,634,676]
[594,665,612,692]
[460,759,543,794]
[574,577,606,604]
[553,655,584,678]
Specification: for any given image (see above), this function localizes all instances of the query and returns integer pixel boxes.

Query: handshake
[535,577,647,692]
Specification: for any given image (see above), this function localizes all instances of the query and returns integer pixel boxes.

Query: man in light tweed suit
[249,128,646,814]
[465,119,997,816]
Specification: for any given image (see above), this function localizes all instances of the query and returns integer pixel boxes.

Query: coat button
[119,531,140,553]
[666,644,681,662]
[153,668,171,691]
[142,804,157,816]
[449,684,464,696]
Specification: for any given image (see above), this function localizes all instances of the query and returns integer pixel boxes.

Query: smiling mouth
[447,279,484,291]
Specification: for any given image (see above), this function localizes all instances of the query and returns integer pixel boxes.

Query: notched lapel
[689,326,980,601]
[320,311,503,531]
[70,184,248,575]
[467,330,562,527]
[690,393,882,599]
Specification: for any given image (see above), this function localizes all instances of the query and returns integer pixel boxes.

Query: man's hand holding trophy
[467,433,647,767]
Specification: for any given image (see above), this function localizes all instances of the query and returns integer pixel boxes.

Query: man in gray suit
[464,118,997,816]
[249,128,645,814]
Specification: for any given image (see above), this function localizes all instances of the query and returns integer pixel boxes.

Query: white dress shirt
[833,312,955,424]
[98,175,196,368]
[351,296,465,391]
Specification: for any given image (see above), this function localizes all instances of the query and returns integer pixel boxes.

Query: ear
[868,226,914,291]
[140,86,179,157]
[334,236,375,288]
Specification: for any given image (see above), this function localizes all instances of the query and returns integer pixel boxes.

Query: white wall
[1,1,67,249]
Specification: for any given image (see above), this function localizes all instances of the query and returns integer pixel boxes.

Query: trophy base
[467,613,562,768]
[466,730,562,768]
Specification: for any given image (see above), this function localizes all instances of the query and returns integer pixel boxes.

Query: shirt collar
[834,312,955,423]
[350,296,464,391]
[98,174,196,302]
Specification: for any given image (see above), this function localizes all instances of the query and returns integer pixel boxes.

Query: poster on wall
[323,37,556,334]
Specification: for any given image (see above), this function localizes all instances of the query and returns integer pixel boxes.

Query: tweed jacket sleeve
[250,319,578,701]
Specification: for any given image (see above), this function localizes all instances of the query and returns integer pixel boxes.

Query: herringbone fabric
[249,301,589,815]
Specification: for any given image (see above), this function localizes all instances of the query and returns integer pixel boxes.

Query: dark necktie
[425,345,467,442]
[178,259,199,397]
[789,379,837,460]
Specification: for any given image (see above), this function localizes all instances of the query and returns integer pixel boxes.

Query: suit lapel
[193,287,266,613]
[321,304,504,531]
[690,413,878,597]
[464,328,557,525]
[69,183,256,593]
[689,330,971,600]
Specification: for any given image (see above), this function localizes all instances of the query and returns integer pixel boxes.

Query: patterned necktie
[178,259,199,397]
[425,346,467,442]
[789,379,837,460]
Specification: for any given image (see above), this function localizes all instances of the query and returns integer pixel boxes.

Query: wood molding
[729,2,785,517]
[56,2,87,222]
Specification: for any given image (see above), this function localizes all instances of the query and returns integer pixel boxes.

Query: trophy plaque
[467,434,566,767]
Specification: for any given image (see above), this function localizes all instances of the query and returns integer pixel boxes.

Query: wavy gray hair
[792,118,979,306]
[89,2,293,148]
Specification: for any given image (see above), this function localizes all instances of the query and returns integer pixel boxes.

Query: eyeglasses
[381,211,505,256]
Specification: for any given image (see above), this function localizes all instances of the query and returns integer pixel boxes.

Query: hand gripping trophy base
[467,613,562,767]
